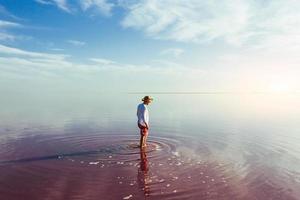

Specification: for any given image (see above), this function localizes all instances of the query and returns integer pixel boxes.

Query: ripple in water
[0,131,299,200]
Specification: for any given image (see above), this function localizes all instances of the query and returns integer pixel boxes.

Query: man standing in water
[137,96,153,148]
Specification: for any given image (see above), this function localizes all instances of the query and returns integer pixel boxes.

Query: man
[137,96,153,148]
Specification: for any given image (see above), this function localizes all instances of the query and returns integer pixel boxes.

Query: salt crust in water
[123,194,133,199]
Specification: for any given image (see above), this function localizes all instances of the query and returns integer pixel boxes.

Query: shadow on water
[0,140,156,166]
[0,149,113,165]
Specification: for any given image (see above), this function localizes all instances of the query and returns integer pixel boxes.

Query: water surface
[0,93,299,199]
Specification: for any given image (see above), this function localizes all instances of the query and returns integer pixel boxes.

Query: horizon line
[127,91,300,94]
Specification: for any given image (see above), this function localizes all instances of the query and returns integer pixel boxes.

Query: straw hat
[142,96,153,101]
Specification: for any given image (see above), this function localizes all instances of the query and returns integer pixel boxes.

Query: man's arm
[142,108,149,129]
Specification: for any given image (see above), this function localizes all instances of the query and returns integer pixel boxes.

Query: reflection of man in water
[137,96,153,148]
[138,148,150,196]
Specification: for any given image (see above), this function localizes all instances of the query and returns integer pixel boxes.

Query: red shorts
[138,123,148,136]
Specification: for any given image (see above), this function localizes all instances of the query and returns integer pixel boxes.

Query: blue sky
[0,0,300,93]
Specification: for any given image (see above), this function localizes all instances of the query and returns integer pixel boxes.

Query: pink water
[0,94,300,199]
[0,128,299,200]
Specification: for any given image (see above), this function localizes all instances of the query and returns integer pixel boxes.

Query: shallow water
[0,94,300,199]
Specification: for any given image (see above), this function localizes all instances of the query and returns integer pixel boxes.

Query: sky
[0,0,300,94]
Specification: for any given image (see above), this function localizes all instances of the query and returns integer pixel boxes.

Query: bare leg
[143,135,147,147]
[142,129,148,148]
[140,136,145,148]
[140,130,144,148]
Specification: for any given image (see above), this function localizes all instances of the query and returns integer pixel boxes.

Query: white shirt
[137,103,149,126]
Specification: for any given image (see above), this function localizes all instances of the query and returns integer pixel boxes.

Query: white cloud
[0,45,72,79]
[35,0,53,5]
[0,20,23,41]
[89,57,155,71]
[90,58,116,65]
[54,0,70,12]
[0,44,68,60]
[35,0,114,16]
[79,0,114,16]
[0,20,22,28]
[35,0,70,12]
[0,44,198,78]
[121,0,250,44]
[160,48,184,57]
[121,0,300,48]
[67,40,86,46]
[50,48,65,51]
[0,32,16,41]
